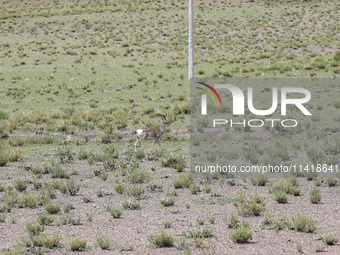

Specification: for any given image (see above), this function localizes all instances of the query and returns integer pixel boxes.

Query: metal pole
[189,0,194,80]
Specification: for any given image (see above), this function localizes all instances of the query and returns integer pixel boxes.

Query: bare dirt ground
[0,131,339,254]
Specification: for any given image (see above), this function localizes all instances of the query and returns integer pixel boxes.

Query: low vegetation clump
[327,178,338,187]
[189,183,200,194]
[57,146,73,163]
[22,233,62,249]
[310,188,321,204]
[15,180,27,192]
[45,202,61,215]
[162,221,172,228]
[0,213,7,223]
[26,223,45,236]
[149,230,175,248]
[251,175,268,186]
[273,190,288,204]
[37,214,54,226]
[228,214,240,229]
[19,194,38,209]
[66,180,80,196]
[288,214,317,233]
[315,242,326,252]
[97,237,111,250]
[127,168,151,184]
[186,224,214,239]
[172,173,192,189]
[231,221,253,244]
[234,191,265,217]
[160,197,175,207]
[50,162,70,179]
[261,212,288,231]
[69,237,87,251]
[0,151,9,167]
[109,207,123,219]
[268,178,300,196]
[322,235,339,245]
[122,196,141,210]
[161,153,185,171]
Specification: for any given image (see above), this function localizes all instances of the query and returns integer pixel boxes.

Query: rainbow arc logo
[196,82,222,106]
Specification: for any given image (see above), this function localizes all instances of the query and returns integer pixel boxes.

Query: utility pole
[188,0,194,80]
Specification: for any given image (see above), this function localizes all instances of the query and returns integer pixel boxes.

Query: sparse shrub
[4,189,19,208]
[315,242,325,252]
[160,197,175,207]
[83,196,91,203]
[57,146,73,163]
[78,149,89,160]
[0,151,9,167]
[63,203,73,213]
[189,184,200,194]
[8,149,23,162]
[187,224,213,239]
[172,173,192,189]
[67,180,80,196]
[37,214,54,226]
[69,237,87,251]
[50,161,69,179]
[231,221,252,243]
[268,178,300,196]
[127,168,151,184]
[122,196,140,210]
[161,154,185,171]
[97,237,111,250]
[135,149,145,160]
[149,230,174,247]
[15,180,27,192]
[162,221,172,228]
[32,180,43,190]
[273,190,288,204]
[39,233,61,249]
[0,213,6,223]
[110,207,122,219]
[204,183,212,193]
[26,223,45,236]
[124,185,144,197]
[196,218,205,225]
[148,180,163,191]
[86,212,93,222]
[333,100,340,109]
[234,191,265,217]
[314,178,322,186]
[310,188,321,204]
[45,202,61,214]
[289,214,317,233]
[19,194,38,209]
[327,178,338,187]
[99,170,108,181]
[251,175,268,186]
[228,214,240,229]
[115,184,125,194]
[322,235,338,245]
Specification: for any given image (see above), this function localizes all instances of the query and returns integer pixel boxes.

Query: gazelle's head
[159,115,168,126]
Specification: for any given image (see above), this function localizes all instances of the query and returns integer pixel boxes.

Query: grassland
[0,0,339,254]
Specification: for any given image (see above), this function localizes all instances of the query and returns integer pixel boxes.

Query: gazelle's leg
[134,138,140,152]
